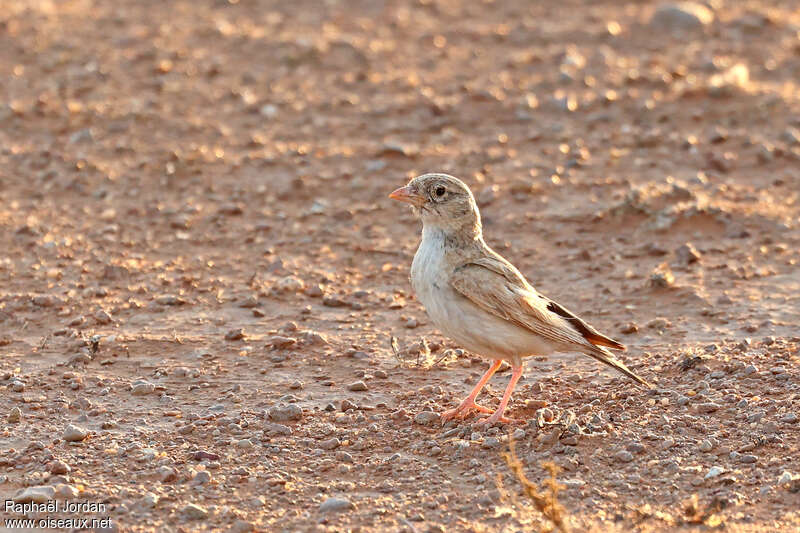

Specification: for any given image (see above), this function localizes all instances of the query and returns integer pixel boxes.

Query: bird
[389,173,650,425]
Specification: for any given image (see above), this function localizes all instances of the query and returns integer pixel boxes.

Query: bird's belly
[419,285,554,360]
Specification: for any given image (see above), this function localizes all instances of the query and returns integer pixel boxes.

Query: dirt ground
[1,0,799,531]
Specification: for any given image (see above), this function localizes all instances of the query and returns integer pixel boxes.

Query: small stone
[228,520,255,533]
[405,318,418,329]
[182,503,209,520]
[263,422,292,436]
[319,497,353,513]
[63,424,88,442]
[340,399,357,412]
[778,471,796,485]
[649,3,714,33]
[54,483,79,499]
[627,442,646,454]
[13,485,55,503]
[482,437,501,449]
[675,243,701,265]
[7,407,21,423]
[191,471,212,485]
[319,438,340,450]
[225,328,245,341]
[158,466,178,482]
[705,466,724,479]
[274,276,304,293]
[614,450,634,463]
[289,380,303,390]
[414,411,441,426]
[267,336,296,349]
[374,369,388,379]
[131,380,155,395]
[780,413,798,424]
[268,403,302,422]
[743,364,758,375]
[237,438,254,449]
[621,322,639,334]
[48,460,71,475]
[94,310,113,325]
[695,402,720,414]
[649,268,675,288]
[191,450,221,461]
[512,428,526,440]
[10,381,24,393]
[348,381,368,392]
[698,439,714,452]
[738,454,758,464]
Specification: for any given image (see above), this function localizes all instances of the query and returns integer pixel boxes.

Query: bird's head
[389,173,482,237]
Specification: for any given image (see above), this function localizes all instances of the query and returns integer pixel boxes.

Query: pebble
[48,460,71,475]
[63,424,89,442]
[347,381,368,392]
[237,438,254,449]
[131,380,155,395]
[614,450,634,463]
[779,413,798,424]
[743,364,758,375]
[319,438,340,450]
[225,328,245,341]
[649,2,714,33]
[340,399,357,411]
[7,407,21,423]
[268,404,302,422]
[13,485,55,503]
[229,520,255,533]
[414,411,441,426]
[512,428,526,440]
[289,380,303,390]
[705,466,724,479]
[778,471,796,485]
[482,437,501,449]
[192,450,221,461]
[738,454,758,464]
[264,423,292,436]
[54,483,78,499]
[191,471,212,485]
[649,269,675,288]
[158,466,177,482]
[695,402,720,413]
[698,439,714,452]
[182,503,209,520]
[319,497,353,513]
[268,336,296,349]
[675,243,701,265]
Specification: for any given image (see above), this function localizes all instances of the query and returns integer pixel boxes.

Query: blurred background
[1,0,799,531]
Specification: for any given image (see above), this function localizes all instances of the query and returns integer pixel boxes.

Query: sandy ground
[1,0,799,531]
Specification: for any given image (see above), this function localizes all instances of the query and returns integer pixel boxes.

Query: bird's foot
[440,401,493,422]
[474,410,522,427]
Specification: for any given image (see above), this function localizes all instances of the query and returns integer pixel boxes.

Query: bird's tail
[584,345,652,389]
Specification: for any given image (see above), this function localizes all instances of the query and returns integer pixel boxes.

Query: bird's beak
[388,185,426,207]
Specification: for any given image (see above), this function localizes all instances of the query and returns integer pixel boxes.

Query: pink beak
[388,185,426,207]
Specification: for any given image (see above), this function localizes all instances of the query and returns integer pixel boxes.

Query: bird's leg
[440,359,502,422]
[476,363,524,426]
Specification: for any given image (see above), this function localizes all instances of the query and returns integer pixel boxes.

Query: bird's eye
[434,185,446,197]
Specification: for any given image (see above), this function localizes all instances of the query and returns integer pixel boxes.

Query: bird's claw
[440,401,493,423]
[474,413,522,427]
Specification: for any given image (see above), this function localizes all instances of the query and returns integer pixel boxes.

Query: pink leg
[476,363,524,426]
[440,360,503,422]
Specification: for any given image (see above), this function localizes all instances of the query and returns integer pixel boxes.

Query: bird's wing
[450,253,650,387]
[450,254,586,348]
[450,253,626,350]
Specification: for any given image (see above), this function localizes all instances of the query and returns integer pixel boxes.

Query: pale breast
[410,230,556,363]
